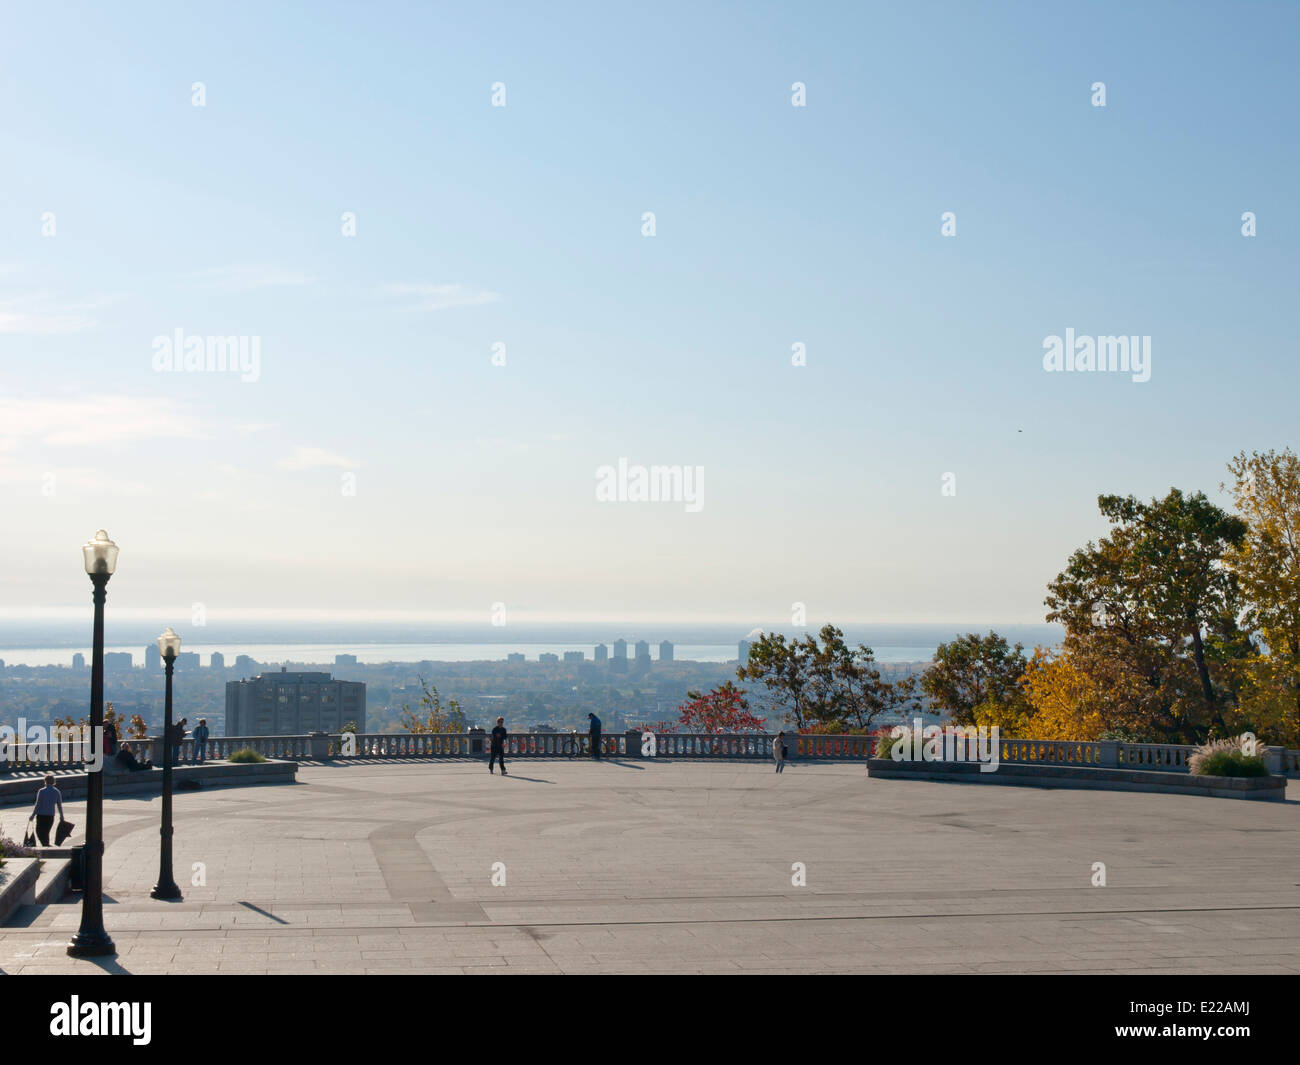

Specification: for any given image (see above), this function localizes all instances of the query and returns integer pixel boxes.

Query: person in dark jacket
[588,713,602,760]
[115,742,152,772]
[103,718,118,758]
[171,718,187,765]
[489,717,508,775]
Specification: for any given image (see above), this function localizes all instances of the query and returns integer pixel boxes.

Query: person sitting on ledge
[115,741,153,772]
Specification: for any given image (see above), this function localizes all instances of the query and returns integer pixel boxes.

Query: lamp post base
[67,930,117,958]
[150,881,183,901]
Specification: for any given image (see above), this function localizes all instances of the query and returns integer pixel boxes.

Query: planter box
[0,759,298,808]
[866,757,1287,801]
[0,857,41,924]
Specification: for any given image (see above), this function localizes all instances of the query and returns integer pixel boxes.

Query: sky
[0,0,1297,630]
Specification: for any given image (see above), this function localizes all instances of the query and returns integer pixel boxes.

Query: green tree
[1045,488,1249,742]
[920,632,1028,727]
[738,624,921,731]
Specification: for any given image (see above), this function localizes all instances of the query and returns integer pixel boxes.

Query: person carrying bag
[28,774,66,847]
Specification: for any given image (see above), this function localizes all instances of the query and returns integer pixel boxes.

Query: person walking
[28,774,65,846]
[192,718,210,764]
[489,716,508,775]
[587,713,602,760]
[773,731,788,774]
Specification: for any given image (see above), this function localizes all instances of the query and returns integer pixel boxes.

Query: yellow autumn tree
[1019,648,1108,741]
[1223,448,1300,745]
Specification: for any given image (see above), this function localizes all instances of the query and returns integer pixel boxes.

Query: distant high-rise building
[145,644,161,672]
[612,639,628,672]
[72,653,85,670]
[507,653,525,665]
[538,652,559,664]
[659,640,674,662]
[104,651,133,671]
[210,651,226,670]
[563,650,584,663]
[234,654,258,675]
[335,653,358,666]
[594,643,608,662]
[176,651,201,671]
[738,639,751,662]
[634,640,650,663]
[225,669,365,736]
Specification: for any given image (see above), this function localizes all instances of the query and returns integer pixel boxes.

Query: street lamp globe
[82,530,119,576]
[158,627,182,661]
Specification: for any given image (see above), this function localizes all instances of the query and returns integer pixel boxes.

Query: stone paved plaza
[2,759,1298,974]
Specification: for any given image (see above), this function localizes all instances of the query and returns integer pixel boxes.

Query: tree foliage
[920,632,1028,727]
[1043,488,1249,743]
[677,682,767,733]
[737,624,923,731]
[1223,448,1300,743]
[399,677,467,734]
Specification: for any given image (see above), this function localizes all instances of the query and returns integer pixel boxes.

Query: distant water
[0,642,944,668]
[0,620,1062,669]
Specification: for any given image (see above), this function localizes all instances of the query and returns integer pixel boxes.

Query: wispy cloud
[384,283,502,311]
[0,395,203,447]
[233,421,278,435]
[0,292,117,334]
[186,265,318,291]
[277,446,356,471]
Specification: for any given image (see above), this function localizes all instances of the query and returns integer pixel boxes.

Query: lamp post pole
[152,631,182,900]
[68,531,117,958]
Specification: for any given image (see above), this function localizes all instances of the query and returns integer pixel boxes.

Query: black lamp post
[68,530,118,958]
[151,626,183,901]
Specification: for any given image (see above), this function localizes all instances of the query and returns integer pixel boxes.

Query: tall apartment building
[594,643,608,662]
[563,650,584,663]
[210,651,226,670]
[659,640,674,662]
[225,667,365,736]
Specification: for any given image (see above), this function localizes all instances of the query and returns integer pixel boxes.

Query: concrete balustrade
[4,731,1299,777]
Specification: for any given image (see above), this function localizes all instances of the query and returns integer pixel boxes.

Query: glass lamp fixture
[158,627,182,661]
[82,530,119,576]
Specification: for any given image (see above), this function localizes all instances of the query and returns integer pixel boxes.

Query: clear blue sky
[1,1,1296,627]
